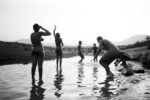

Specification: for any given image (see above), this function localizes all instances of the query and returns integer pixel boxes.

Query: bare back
[55,38,62,48]
[55,37,63,50]
[100,39,119,51]
[31,32,42,47]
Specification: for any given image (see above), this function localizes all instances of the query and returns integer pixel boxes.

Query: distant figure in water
[53,25,64,67]
[94,36,121,78]
[87,43,98,62]
[30,23,51,84]
[77,41,84,64]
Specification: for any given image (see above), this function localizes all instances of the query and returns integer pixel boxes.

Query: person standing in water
[77,41,84,64]
[30,23,51,84]
[94,36,121,78]
[53,25,64,67]
[87,43,98,62]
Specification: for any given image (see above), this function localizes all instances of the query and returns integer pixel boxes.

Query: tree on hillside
[146,36,150,49]
[146,36,150,41]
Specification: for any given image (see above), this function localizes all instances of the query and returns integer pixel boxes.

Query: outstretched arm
[61,39,64,47]
[87,48,93,54]
[53,25,56,38]
[95,43,102,58]
[82,48,84,53]
[39,26,51,36]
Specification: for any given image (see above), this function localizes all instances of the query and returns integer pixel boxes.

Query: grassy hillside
[122,46,150,68]
[0,41,78,65]
[1,40,150,67]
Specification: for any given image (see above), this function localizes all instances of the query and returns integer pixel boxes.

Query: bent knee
[32,62,37,67]
[99,59,109,66]
[82,56,84,59]
[99,59,104,65]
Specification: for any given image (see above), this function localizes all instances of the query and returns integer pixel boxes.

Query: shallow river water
[0,56,144,100]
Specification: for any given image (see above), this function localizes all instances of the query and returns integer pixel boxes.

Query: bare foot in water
[38,79,44,86]
[78,61,82,64]
[107,72,114,78]
[32,80,35,86]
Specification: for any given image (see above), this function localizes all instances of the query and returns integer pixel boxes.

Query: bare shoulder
[101,39,111,44]
[101,39,107,42]
[31,32,34,35]
[30,32,36,37]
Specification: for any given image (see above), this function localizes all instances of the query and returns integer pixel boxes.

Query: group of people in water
[30,23,130,85]
[78,41,98,63]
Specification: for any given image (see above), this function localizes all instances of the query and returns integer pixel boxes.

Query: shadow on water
[54,66,64,98]
[29,81,46,100]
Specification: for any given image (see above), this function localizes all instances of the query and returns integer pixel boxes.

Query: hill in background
[16,39,55,47]
[16,34,150,47]
[114,34,150,46]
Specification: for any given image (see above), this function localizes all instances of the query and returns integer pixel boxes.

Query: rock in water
[122,68,134,76]
[134,69,145,73]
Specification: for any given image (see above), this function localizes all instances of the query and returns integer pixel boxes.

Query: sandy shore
[111,62,150,100]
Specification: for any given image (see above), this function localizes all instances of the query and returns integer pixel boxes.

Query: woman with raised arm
[53,25,64,67]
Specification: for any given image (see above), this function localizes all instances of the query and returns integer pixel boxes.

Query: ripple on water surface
[0,56,126,100]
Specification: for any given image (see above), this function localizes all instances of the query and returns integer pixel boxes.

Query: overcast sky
[0,0,150,45]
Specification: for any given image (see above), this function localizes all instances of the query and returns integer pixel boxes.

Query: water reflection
[54,66,64,98]
[92,66,99,95]
[29,81,46,100]
[93,66,98,82]
[0,56,125,100]
[99,77,114,97]
[77,64,84,87]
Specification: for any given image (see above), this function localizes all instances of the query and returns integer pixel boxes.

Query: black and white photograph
[0,0,150,100]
